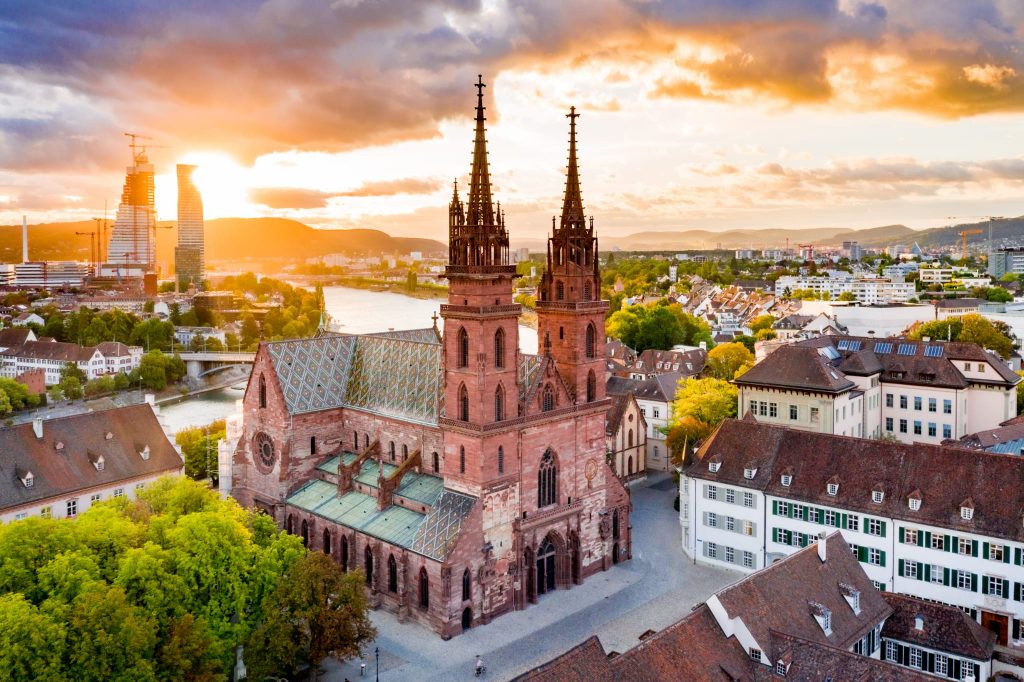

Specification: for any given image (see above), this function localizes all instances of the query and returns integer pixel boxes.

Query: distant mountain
[597,225,919,251]
[0,217,447,268]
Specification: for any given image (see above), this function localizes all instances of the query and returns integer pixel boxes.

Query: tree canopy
[907,314,1014,359]
[704,342,754,380]
[665,377,737,465]
[605,302,712,352]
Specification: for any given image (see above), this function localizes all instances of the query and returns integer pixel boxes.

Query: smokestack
[21,215,28,263]
[816,531,827,562]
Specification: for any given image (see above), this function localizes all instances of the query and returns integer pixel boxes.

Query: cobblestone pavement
[321,473,738,682]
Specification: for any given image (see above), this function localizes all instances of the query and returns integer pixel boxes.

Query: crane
[946,216,1004,260]
[75,231,98,267]
[92,217,108,264]
[797,243,814,262]
[957,229,983,260]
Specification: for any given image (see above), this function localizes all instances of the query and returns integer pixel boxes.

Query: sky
[1,0,1024,242]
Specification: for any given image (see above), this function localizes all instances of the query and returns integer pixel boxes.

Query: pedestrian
[360,660,366,677]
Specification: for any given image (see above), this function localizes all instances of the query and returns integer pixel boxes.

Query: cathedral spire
[466,75,494,228]
[559,106,586,232]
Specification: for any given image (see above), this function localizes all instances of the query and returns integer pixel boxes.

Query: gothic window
[628,429,633,448]
[419,567,430,609]
[300,519,309,547]
[286,514,294,535]
[460,446,466,473]
[498,445,504,474]
[494,384,505,421]
[322,528,331,555]
[583,280,592,301]
[586,370,596,403]
[310,436,317,455]
[628,455,634,475]
[432,451,439,473]
[462,568,472,601]
[353,431,358,450]
[341,536,349,571]
[459,384,470,421]
[586,324,596,358]
[538,449,558,507]
[389,441,395,461]
[494,328,505,369]
[258,374,267,408]
[364,433,369,448]
[458,327,469,368]
[556,281,565,301]
[364,546,374,585]
[388,554,398,593]
[542,384,555,412]
[402,444,408,461]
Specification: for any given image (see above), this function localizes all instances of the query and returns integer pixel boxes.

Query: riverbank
[290,274,449,300]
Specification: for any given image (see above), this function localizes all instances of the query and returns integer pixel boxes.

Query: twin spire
[560,105,587,232]
[466,75,495,229]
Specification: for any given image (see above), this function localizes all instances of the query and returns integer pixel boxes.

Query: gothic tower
[536,107,607,404]
[442,76,521,493]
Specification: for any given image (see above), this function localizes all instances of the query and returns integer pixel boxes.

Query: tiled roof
[606,393,631,436]
[96,341,133,357]
[735,345,855,393]
[0,405,181,512]
[689,419,1024,542]
[605,375,640,397]
[932,298,984,308]
[765,631,932,681]
[265,331,443,424]
[518,354,545,397]
[635,348,706,376]
[0,328,32,347]
[364,327,440,344]
[0,340,99,362]
[631,372,682,402]
[410,489,476,559]
[881,593,995,661]
[957,422,1024,450]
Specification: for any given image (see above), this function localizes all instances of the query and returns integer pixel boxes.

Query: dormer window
[961,506,973,521]
[839,583,861,615]
[744,467,757,480]
[709,461,721,473]
[775,660,787,676]
[909,498,921,511]
[827,483,839,496]
[781,474,792,487]
[19,471,33,488]
[54,441,64,451]
[809,602,833,635]
[871,490,884,504]
[105,431,113,440]
[91,453,105,472]
[139,445,151,461]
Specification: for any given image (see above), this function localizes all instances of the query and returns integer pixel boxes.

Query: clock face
[584,459,598,481]
[254,432,276,472]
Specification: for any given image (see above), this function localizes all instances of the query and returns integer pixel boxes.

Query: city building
[229,85,631,638]
[990,248,1024,279]
[841,240,862,261]
[605,390,646,482]
[520,530,1005,681]
[0,338,143,385]
[734,248,754,259]
[682,418,1024,650]
[775,275,916,304]
[606,373,678,472]
[0,405,182,522]
[102,146,157,275]
[175,164,205,290]
[735,335,1019,444]
[11,261,91,289]
[932,297,984,320]
[10,312,44,327]
[96,341,143,375]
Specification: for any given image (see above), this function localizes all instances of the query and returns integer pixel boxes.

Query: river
[160,286,539,435]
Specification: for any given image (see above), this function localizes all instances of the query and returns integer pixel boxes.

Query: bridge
[176,351,256,378]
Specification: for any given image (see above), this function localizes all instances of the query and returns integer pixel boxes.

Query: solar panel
[836,340,850,350]
[897,343,916,356]
[874,342,893,354]
[923,345,944,357]
[847,341,862,352]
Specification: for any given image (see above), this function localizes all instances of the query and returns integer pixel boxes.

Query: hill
[0,217,447,268]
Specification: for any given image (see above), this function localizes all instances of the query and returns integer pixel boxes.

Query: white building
[682,418,1024,651]
[0,405,182,523]
[13,262,91,289]
[607,373,679,472]
[775,275,916,304]
[0,339,142,386]
[735,336,1018,444]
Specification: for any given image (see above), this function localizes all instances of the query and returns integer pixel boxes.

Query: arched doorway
[462,607,473,631]
[536,537,556,596]
[322,528,331,555]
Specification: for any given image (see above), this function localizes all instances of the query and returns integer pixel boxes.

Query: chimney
[816,531,827,562]
[144,393,156,407]
[21,215,28,263]
[32,417,43,440]
[699,341,707,350]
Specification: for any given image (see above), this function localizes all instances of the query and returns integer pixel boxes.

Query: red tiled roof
[734,345,855,394]
[881,593,995,661]
[0,340,98,363]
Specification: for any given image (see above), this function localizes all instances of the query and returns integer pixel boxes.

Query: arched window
[497,445,504,474]
[258,374,267,408]
[419,567,430,609]
[354,431,358,450]
[628,455,634,475]
[459,446,466,474]
[310,436,317,455]
[583,280,592,301]
[286,514,294,535]
[586,370,596,403]
[538,449,557,507]
[556,281,565,300]
[458,327,469,368]
[402,444,408,462]
[585,323,596,359]
[462,568,472,601]
[364,433,369,448]
[628,429,633,448]
[494,328,505,369]
[322,528,331,555]
[388,554,398,593]
[341,536,349,571]
[300,519,309,547]
[459,383,470,421]
[389,441,395,461]
[542,384,555,412]
[364,546,374,585]
[494,384,504,421]
[432,451,439,473]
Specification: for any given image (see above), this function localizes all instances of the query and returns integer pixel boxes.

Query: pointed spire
[466,74,494,228]
[560,106,585,231]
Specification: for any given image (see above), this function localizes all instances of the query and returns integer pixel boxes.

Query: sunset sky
[2,1,1024,241]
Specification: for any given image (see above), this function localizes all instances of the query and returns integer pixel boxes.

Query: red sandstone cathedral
[231,76,631,638]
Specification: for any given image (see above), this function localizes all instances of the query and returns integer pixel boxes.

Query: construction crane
[957,229,983,260]
[75,231,98,269]
[797,243,814,261]
[92,217,108,263]
[946,216,1004,260]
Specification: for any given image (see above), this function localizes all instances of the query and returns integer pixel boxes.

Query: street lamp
[375,646,379,682]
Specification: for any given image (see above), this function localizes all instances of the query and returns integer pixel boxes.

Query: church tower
[442,76,521,493]
[536,107,608,404]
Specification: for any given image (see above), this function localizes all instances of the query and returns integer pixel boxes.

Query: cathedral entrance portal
[536,537,556,596]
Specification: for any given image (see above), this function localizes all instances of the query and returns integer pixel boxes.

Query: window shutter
[879,550,886,567]
[858,546,867,563]
[944,535,951,552]
[772,500,778,515]
[898,559,905,576]
[970,573,978,592]
[943,567,951,586]
[1002,579,1010,599]
[1015,582,1022,602]
[899,527,905,543]
[802,506,809,521]
[972,540,979,558]
[982,575,989,594]
[923,564,931,582]
[1016,547,1023,566]
[917,532,924,548]
[1004,546,1010,564]
[880,521,886,538]
[983,543,989,560]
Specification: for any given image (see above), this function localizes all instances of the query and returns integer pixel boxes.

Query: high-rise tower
[105,147,156,273]
[536,107,607,404]
[174,164,205,290]
[441,76,521,493]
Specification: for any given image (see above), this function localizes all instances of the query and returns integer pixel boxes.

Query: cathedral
[230,76,632,638]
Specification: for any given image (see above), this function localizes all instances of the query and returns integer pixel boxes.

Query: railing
[439,303,522,316]
[444,265,518,275]
[438,398,612,433]
[535,300,609,312]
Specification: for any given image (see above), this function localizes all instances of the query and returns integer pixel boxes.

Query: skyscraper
[105,149,156,274]
[174,164,205,290]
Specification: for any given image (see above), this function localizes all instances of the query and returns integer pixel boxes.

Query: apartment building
[0,339,143,385]
[775,275,916,304]
[735,335,1019,444]
[682,419,1024,650]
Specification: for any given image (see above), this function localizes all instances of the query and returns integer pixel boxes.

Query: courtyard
[321,473,738,681]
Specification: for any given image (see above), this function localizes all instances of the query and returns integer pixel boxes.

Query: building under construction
[99,138,156,278]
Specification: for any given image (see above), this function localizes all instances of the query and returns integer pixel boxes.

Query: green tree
[0,377,35,410]
[130,318,175,351]
[987,287,1013,303]
[0,593,66,682]
[837,291,857,301]
[138,352,169,391]
[754,328,777,342]
[246,553,375,681]
[85,376,116,397]
[59,375,83,400]
[704,342,754,380]
[665,377,738,464]
[64,586,159,682]
[60,362,87,385]
[748,314,775,334]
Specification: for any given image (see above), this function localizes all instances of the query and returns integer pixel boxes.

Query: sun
[176,151,253,219]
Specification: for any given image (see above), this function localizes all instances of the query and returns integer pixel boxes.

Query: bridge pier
[186,360,204,379]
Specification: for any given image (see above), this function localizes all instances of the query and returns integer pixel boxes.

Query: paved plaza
[321,473,738,681]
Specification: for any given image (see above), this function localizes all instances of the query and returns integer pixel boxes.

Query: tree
[60,362,87,385]
[0,377,37,410]
[85,376,116,397]
[705,342,754,380]
[908,314,1013,359]
[138,352,168,391]
[987,287,1013,303]
[837,291,857,301]
[1017,371,1024,415]
[665,377,738,465]
[64,585,159,682]
[59,375,83,400]
[748,314,775,334]
[246,553,375,681]
[0,593,66,682]
[754,328,776,342]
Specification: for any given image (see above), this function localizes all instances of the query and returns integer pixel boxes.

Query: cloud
[250,177,442,208]
[338,177,443,197]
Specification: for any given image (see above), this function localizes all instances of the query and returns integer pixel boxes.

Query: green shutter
[898,559,905,576]
[982,576,989,594]
[925,531,932,548]
[1004,546,1010,564]
[899,527,905,543]
[772,500,778,515]
[917,531,924,548]
[1015,583,1022,602]
[1016,547,1023,566]
[984,543,990,560]
[970,573,978,592]
[1002,579,1010,599]
[944,567,951,586]
[972,540,979,557]
[944,535,951,552]
[923,564,931,583]
[879,550,886,567]
[802,506,809,521]
[880,521,886,538]
[772,528,778,542]
[858,546,867,563]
